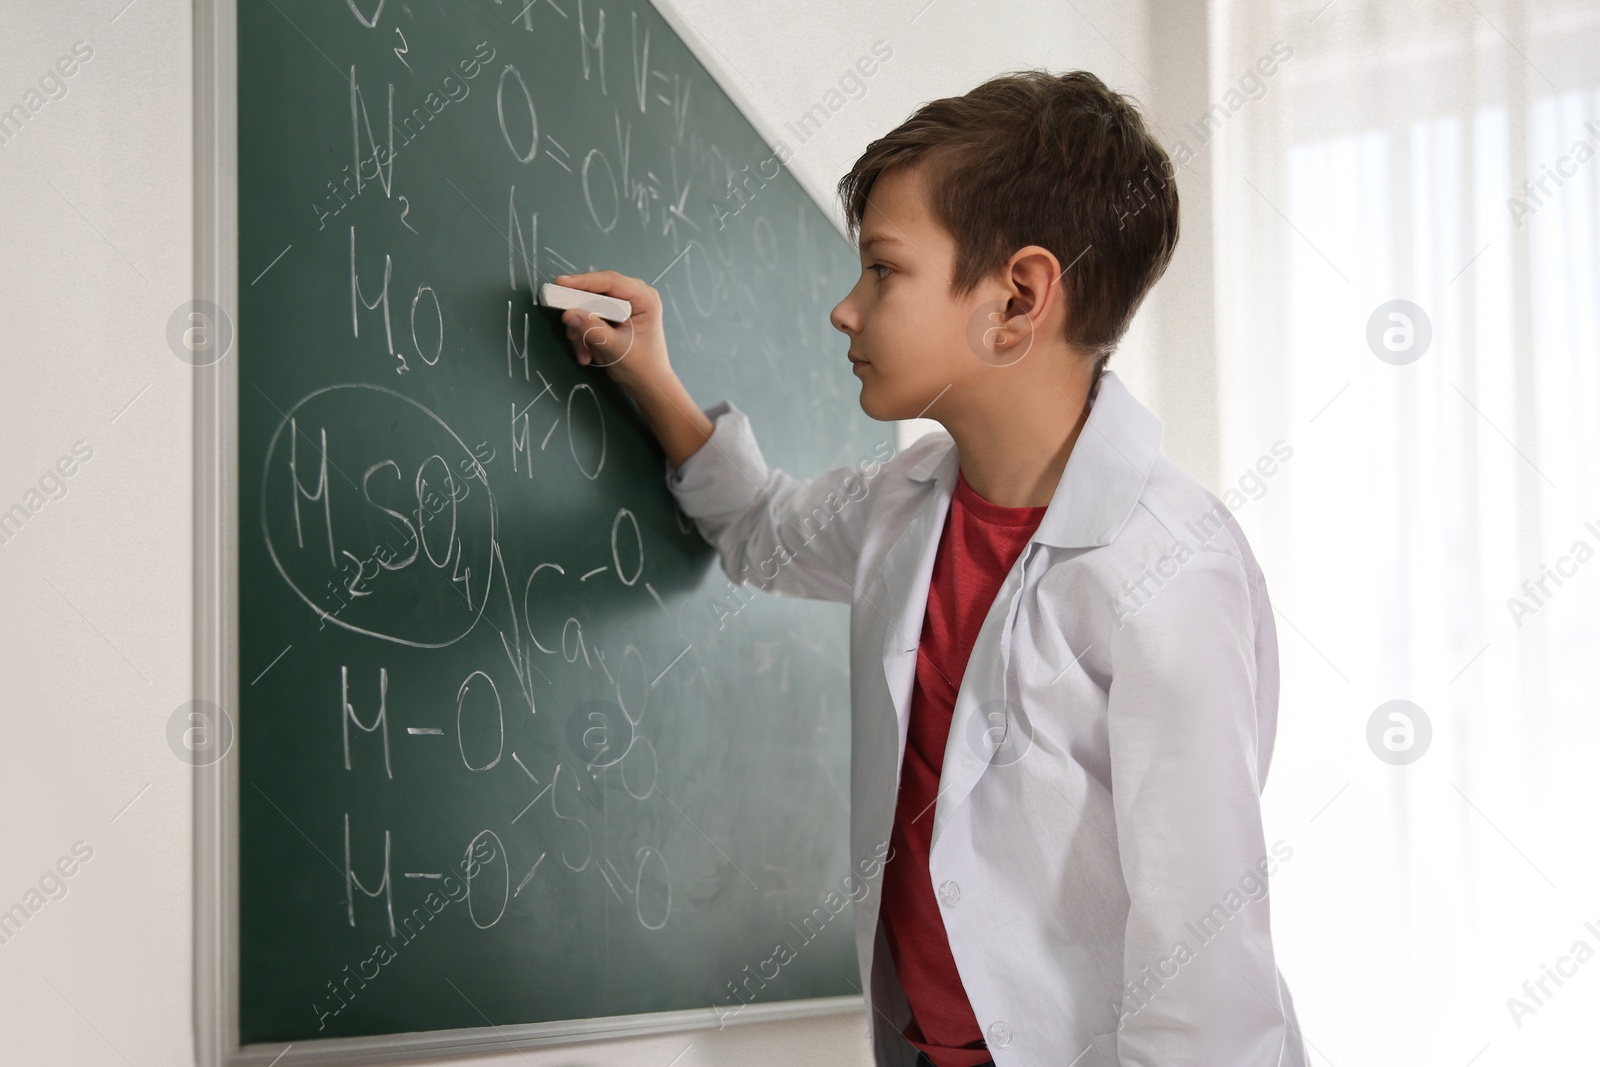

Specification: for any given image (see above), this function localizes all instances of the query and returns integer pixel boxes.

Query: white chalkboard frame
[192,1,865,1064]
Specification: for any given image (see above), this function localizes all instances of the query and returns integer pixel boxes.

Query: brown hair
[836,70,1179,385]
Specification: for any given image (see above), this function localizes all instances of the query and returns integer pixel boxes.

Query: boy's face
[830,163,1002,423]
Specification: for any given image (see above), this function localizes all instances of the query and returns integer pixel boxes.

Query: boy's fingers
[563,318,593,364]
[565,309,606,340]
[553,270,653,308]
[579,317,612,351]
[554,271,617,293]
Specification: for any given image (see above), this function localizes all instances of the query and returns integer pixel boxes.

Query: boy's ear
[968,246,1063,369]
[965,289,1036,368]
[1004,244,1068,330]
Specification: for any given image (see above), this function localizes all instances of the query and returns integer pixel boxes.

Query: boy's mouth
[848,351,870,367]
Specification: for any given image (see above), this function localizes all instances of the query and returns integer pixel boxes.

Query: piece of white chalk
[538,282,632,323]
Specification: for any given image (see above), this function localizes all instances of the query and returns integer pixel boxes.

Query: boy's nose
[829,298,858,335]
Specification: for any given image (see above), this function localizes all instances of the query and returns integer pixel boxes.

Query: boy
[554,70,1305,1067]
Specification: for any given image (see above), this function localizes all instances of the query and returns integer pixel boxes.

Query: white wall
[1,1,199,1064]
[0,1,1172,1063]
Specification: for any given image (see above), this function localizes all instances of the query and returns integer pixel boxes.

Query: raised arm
[552,270,713,469]
[553,270,877,604]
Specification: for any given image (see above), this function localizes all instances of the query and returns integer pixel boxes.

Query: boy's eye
[868,263,891,280]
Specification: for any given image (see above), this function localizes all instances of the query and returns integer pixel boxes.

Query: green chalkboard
[237,0,877,1047]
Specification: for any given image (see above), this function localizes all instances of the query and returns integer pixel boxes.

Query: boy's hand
[552,269,714,469]
[553,271,670,393]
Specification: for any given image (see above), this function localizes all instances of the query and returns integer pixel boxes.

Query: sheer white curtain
[1208,0,1600,1061]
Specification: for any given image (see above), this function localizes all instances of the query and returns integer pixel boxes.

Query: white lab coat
[664,370,1307,1067]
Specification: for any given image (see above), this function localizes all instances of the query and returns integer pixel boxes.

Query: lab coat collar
[872,370,1166,855]
[900,369,1164,550]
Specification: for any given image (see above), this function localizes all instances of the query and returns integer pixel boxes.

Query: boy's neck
[941,363,1096,509]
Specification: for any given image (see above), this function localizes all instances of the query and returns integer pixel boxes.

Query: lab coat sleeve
[1102,549,1293,1066]
[663,399,869,605]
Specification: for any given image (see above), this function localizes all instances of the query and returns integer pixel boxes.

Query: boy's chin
[857,384,935,424]
[854,385,899,423]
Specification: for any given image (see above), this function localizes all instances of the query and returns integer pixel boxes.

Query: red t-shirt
[880,467,1049,1067]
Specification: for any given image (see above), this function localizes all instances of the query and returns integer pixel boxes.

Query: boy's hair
[836,70,1179,385]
